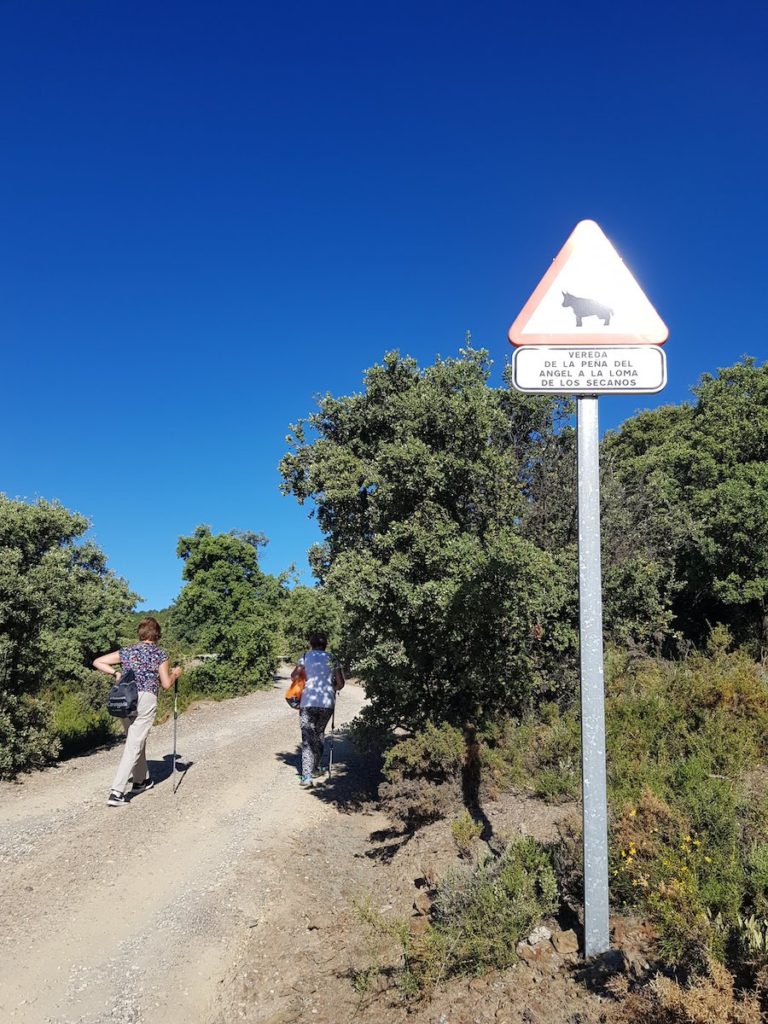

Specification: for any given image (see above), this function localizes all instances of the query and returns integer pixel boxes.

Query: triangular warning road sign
[508,220,668,347]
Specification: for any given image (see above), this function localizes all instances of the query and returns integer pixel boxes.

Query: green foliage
[450,811,483,857]
[480,708,580,803]
[182,661,253,699]
[379,722,465,826]
[0,495,137,777]
[478,716,535,793]
[344,707,394,755]
[120,608,175,648]
[0,691,60,777]
[281,346,579,733]
[170,526,281,692]
[152,662,250,723]
[279,584,342,659]
[511,643,768,973]
[52,692,118,758]
[428,837,558,977]
[521,412,680,657]
[383,722,465,784]
[733,912,768,965]
[604,641,768,811]
[354,837,558,1000]
[604,359,768,652]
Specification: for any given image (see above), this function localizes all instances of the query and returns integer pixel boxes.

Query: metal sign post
[507,220,669,959]
[577,396,610,956]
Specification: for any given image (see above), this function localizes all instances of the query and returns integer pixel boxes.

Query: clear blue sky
[1,1,766,608]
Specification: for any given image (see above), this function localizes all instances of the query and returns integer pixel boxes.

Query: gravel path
[0,668,365,1024]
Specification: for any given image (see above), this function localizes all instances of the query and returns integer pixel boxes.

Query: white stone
[527,925,552,946]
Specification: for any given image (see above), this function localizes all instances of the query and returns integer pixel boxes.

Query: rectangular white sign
[512,345,667,395]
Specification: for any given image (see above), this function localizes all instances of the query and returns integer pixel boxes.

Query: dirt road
[0,668,365,1024]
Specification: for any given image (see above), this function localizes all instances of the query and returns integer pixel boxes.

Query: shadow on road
[275,725,380,812]
[147,754,195,790]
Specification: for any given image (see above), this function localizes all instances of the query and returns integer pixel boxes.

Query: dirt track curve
[0,667,365,1024]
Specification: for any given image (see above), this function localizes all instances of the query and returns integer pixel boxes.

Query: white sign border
[512,344,667,396]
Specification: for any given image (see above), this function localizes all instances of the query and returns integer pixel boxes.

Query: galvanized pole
[577,396,610,957]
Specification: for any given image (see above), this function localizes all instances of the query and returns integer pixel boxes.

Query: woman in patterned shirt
[94,617,181,807]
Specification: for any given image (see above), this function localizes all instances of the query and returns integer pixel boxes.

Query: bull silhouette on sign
[562,291,613,327]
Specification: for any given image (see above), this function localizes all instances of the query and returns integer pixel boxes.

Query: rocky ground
[209,749,638,1024]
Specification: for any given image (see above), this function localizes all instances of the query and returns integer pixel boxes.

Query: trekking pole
[172,678,179,794]
[328,706,335,778]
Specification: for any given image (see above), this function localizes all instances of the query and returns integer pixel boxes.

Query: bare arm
[158,661,183,691]
[93,651,121,679]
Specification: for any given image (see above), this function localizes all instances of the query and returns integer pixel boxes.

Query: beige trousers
[111,691,158,795]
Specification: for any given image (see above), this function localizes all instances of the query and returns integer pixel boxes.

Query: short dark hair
[137,617,161,642]
[308,632,327,650]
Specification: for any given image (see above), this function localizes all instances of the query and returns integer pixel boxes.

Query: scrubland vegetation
[350,637,768,1017]
[280,348,768,1015]
[3,347,768,1016]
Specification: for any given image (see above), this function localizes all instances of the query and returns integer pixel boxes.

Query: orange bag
[285,665,306,709]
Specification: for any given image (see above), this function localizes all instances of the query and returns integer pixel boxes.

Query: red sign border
[508,220,669,347]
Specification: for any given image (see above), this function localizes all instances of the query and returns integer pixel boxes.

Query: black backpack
[107,668,138,717]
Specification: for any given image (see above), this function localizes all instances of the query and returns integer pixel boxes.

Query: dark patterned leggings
[300,707,334,776]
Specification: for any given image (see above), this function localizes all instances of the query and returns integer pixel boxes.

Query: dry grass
[611,960,762,1024]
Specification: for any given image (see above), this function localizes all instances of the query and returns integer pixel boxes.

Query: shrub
[279,585,342,660]
[0,691,60,779]
[746,843,768,917]
[480,708,580,803]
[43,670,121,758]
[354,837,559,1000]
[379,722,465,827]
[179,661,255,699]
[479,717,534,794]
[450,811,483,858]
[603,651,768,971]
[153,662,258,722]
[411,836,558,991]
[383,722,465,783]
[345,707,393,755]
[610,958,762,1024]
[52,692,117,757]
[509,645,768,976]
[605,643,768,811]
